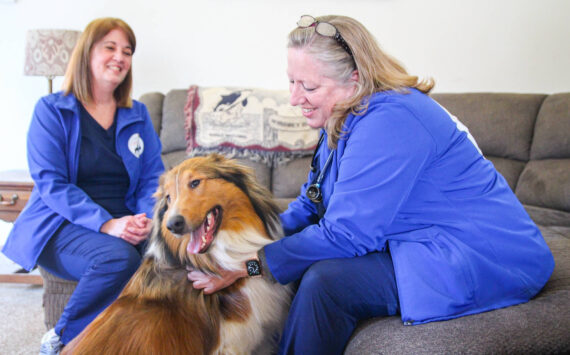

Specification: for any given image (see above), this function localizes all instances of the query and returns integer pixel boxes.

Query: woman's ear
[350,69,359,83]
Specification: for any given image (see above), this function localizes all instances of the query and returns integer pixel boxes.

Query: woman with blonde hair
[2,17,164,354]
[188,15,553,354]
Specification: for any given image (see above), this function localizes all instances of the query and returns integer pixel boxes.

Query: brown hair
[288,15,434,148]
[62,17,136,108]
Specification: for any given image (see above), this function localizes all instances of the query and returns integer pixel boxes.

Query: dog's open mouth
[187,206,222,254]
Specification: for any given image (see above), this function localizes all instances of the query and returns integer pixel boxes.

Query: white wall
[1,0,569,172]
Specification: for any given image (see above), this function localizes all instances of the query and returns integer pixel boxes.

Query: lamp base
[47,77,53,94]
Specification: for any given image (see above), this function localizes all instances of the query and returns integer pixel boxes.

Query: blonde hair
[62,17,136,108]
[288,15,434,148]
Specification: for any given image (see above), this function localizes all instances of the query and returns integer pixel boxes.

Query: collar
[49,91,142,128]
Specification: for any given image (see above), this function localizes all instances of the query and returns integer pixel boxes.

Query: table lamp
[24,29,81,94]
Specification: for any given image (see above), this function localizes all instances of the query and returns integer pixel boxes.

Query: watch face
[246,260,261,277]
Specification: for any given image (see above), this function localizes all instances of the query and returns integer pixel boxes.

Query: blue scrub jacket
[2,92,165,271]
[266,89,555,325]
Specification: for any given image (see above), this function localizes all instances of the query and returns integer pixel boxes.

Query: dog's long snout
[166,215,186,235]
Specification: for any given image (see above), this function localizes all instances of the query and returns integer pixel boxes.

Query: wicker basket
[38,267,77,330]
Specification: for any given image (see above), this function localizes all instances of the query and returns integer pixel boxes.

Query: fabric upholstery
[159,90,188,154]
[161,150,188,171]
[515,93,570,217]
[525,205,570,227]
[271,156,311,198]
[345,227,570,355]
[138,92,164,135]
[531,93,570,160]
[486,156,526,191]
[183,86,318,167]
[230,158,272,191]
[431,93,546,161]
[517,159,570,212]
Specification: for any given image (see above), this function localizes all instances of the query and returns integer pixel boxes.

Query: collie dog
[63,154,291,354]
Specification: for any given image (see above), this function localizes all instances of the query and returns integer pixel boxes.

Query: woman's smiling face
[287,47,356,129]
[89,28,133,91]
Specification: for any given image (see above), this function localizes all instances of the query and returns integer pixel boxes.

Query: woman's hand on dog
[187,267,248,294]
[100,213,152,245]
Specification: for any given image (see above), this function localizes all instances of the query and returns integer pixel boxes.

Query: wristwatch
[245,259,262,277]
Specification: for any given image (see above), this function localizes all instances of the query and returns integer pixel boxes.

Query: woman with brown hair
[2,18,164,354]
[188,14,553,354]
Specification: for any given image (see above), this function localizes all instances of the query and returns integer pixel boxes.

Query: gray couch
[41,90,570,353]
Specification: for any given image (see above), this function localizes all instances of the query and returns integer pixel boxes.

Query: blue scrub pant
[279,251,399,355]
[37,222,145,344]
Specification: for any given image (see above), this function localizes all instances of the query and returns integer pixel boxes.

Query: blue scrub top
[266,88,554,325]
[77,104,132,218]
[2,92,165,271]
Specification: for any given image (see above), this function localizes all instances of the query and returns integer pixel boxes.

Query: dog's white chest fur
[215,280,291,354]
[210,229,291,354]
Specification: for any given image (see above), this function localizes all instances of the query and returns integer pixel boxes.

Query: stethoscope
[306,132,335,204]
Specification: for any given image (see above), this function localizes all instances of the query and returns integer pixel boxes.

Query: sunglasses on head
[297,15,353,58]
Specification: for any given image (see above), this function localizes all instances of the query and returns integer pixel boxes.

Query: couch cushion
[539,226,570,292]
[431,93,546,161]
[139,92,165,136]
[345,228,570,354]
[346,289,569,354]
[525,205,570,227]
[159,90,188,154]
[272,156,311,199]
[530,93,570,160]
[516,159,570,213]
[275,198,294,213]
[161,150,187,171]
[487,156,526,191]
[232,158,272,191]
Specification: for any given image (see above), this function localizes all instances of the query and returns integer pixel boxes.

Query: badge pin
[128,133,144,158]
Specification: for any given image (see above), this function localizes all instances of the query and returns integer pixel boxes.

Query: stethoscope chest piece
[306,132,334,204]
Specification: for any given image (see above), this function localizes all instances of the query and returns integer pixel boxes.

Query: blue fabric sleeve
[264,104,437,284]
[134,105,164,218]
[27,97,113,232]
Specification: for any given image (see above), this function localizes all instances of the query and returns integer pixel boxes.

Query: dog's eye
[189,179,201,189]
[165,194,171,204]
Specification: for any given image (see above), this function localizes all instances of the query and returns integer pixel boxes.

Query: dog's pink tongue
[187,223,207,254]
[187,230,202,254]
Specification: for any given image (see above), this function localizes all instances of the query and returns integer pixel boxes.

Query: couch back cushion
[431,93,546,190]
[431,93,546,161]
[516,93,570,215]
[139,92,164,135]
[158,90,190,154]
[272,156,312,198]
[529,93,570,160]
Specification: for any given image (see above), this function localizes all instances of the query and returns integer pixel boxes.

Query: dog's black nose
[166,215,186,235]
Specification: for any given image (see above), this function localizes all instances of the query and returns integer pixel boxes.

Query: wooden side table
[0,170,43,285]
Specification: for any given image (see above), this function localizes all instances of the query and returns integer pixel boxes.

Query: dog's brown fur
[62,154,290,355]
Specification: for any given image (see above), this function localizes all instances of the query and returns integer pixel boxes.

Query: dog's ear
[153,173,166,200]
[210,155,283,240]
[152,172,170,225]
[148,171,184,267]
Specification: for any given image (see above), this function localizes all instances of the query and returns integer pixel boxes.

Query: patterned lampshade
[24,29,81,93]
